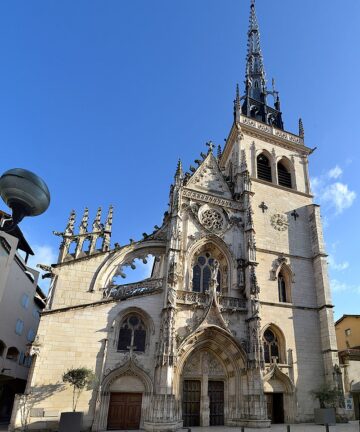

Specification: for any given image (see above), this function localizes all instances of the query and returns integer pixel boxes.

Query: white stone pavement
[0,424,358,432]
[97,424,360,432]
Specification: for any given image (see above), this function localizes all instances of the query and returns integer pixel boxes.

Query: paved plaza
[0,425,359,432]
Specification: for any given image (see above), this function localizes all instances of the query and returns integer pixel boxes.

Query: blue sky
[0,0,359,320]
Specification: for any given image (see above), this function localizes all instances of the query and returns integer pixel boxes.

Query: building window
[21,293,30,309]
[6,347,20,361]
[277,161,292,188]
[27,329,36,342]
[0,340,5,357]
[15,319,24,335]
[19,351,26,366]
[117,315,146,353]
[257,154,272,182]
[345,328,351,336]
[263,329,280,363]
[192,253,221,293]
[32,307,40,319]
[278,273,287,302]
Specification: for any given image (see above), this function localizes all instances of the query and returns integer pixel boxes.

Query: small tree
[62,367,95,412]
[311,383,341,409]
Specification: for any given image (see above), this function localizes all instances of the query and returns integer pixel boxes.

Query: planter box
[314,408,336,425]
[59,412,83,432]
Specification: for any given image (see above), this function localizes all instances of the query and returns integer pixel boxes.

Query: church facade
[11,1,340,431]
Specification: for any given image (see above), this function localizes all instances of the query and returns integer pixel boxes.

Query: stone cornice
[221,116,313,166]
[182,188,241,210]
[251,177,313,198]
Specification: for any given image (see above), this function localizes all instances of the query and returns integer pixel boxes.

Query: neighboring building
[11,1,340,431]
[336,315,360,420]
[0,212,46,423]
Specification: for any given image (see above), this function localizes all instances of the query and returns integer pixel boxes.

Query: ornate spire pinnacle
[79,208,89,234]
[92,207,102,232]
[234,83,241,123]
[175,159,183,179]
[65,210,76,235]
[299,118,304,138]
[245,0,266,101]
[241,0,284,130]
[217,145,222,160]
[104,205,113,232]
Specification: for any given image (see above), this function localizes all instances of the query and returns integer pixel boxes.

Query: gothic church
[11,1,339,430]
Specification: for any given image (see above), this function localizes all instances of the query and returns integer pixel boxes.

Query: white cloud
[311,165,356,215]
[331,279,360,294]
[331,279,349,292]
[321,182,356,214]
[328,165,343,179]
[328,255,349,271]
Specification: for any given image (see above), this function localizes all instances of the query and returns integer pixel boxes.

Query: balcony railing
[105,278,163,300]
[176,290,247,312]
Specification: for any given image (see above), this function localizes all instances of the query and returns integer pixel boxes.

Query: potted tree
[311,383,341,425]
[59,367,95,432]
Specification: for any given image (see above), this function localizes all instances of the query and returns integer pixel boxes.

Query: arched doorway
[182,349,226,427]
[263,365,295,424]
[175,327,246,427]
[107,375,145,430]
[93,359,153,431]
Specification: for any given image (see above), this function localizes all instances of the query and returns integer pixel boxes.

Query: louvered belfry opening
[257,154,272,182]
[277,162,292,188]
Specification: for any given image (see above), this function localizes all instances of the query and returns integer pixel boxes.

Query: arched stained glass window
[263,329,280,363]
[192,253,221,293]
[118,315,146,353]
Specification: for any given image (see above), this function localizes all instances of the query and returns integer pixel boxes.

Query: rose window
[200,209,224,231]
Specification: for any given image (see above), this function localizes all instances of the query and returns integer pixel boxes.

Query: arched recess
[185,236,236,294]
[275,263,293,303]
[174,326,247,422]
[263,364,296,423]
[261,324,287,365]
[89,240,166,292]
[277,157,296,190]
[109,307,156,354]
[256,150,275,183]
[94,358,153,431]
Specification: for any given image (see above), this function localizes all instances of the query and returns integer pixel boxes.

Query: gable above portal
[186,153,232,199]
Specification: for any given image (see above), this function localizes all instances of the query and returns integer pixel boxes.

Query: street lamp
[0,168,50,233]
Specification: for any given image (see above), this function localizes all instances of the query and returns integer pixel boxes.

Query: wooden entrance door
[266,393,284,424]
[182,380,201,427]
[107,392,142,430]
[208,381,224,426]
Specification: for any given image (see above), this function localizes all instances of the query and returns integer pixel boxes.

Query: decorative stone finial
[92,207,102,232]
[299,118,304,138]
[79,207,89,234]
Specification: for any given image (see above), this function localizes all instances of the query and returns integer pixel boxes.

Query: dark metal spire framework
[241,0,284,130]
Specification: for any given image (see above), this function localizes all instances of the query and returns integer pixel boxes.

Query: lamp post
[0,168,50,232]
[0,168,50,305]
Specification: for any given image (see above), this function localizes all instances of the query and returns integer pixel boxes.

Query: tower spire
[241,0,284,130]
[245,0,266,102]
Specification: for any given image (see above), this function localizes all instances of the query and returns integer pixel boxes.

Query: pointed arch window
[278,269,291,303]
[192,253,221,293]
[257,154,272,182]
[277,161,292,188]
[117,315,146,353]
[263,329,280,363]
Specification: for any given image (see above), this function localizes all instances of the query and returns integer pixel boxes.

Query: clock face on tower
[270,213,289,231]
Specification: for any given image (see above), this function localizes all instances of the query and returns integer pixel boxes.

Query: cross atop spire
[241,0,284,130]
